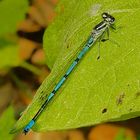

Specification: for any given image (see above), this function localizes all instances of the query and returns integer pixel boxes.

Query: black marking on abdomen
[52,90,56,94]
[64,74,68,78]
[75,57,80,63]
[88,40,93,45]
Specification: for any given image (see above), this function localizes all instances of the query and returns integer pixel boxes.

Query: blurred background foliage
[0,0,139,140]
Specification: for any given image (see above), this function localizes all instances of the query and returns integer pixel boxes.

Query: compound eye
[110,17,115,23]
[102,12,108,19]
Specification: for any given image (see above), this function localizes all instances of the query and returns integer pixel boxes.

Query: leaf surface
[12,0,140,133]
[0,0,28,35]
[0,106,15,140]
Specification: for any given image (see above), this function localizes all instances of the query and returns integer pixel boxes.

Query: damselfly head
[102,12,115,24]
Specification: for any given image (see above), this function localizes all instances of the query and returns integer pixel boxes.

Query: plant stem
[20,61,42,75]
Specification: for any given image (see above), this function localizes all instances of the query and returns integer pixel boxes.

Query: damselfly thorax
[92,12,115,38]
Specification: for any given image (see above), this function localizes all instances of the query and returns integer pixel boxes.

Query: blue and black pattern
[23,12,115,134]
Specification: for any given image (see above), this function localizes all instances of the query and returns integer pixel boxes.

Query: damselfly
[23,12,116,134]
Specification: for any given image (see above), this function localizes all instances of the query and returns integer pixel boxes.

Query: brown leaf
[18,18,41,32]
[18,38,40,60]
[88,124,136,140]
[31,49,45,64]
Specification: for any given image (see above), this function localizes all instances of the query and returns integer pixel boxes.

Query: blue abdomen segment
[88,36,94,46]
[77,37,94,60]
[47,92,55,101]
[23,120,35,134]
[66,61,77,76]
[54,77,66,91]
[78,45,89,59]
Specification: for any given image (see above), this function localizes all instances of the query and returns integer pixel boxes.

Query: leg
[104,26,120,47]
[101,27,109,42]
[100,27,120,47]
[97,38,101,60]
[111,24,116,30]
[97,31,106,60]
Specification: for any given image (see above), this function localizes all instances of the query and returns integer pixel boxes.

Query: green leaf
[0,0,28,36]
[12,0,140,133]
[0,0,28,69]
[137,135,140,140]
[115,129,131,140]
[0,38,21,69]
[0,106,15,140]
